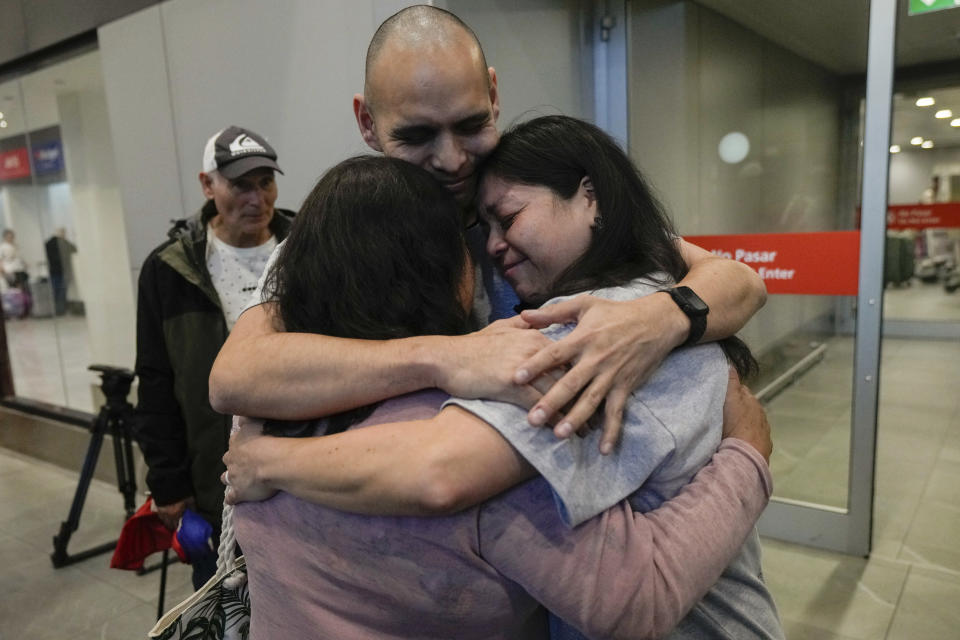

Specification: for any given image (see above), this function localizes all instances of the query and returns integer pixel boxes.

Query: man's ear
[199,172,215,200]
[353,94,383,152]
[488,67,501,123]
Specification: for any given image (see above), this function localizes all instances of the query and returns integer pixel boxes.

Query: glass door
[884,47,960,339]
[0,72,77,407]
[0,47,134,412]
[620,0,896,554]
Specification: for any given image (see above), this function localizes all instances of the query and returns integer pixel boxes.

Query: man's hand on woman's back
[721,367,772,463]
[433,316,558,411]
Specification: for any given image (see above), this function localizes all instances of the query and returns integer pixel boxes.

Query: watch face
[673,286,709,315]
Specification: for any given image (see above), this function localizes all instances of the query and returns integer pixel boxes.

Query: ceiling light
[0,121,7,129]
[935,109,953,118]
[910,136,924,145]
[916,97,935,107]
[890,145,901,153]
[0,111,4,119]
[921,140,934,148]
[951,118,960,127]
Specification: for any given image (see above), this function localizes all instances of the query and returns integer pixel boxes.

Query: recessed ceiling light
[0,111,4,119]
[890,145,901,153]
[910,136,924,145]
[935,109,953,119]
[0,121,7,129]
[921,140,934,148]
[916,97,935,107]
[951,118,960,127]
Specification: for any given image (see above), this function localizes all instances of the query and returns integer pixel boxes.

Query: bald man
[355,9,499,210]
[211,6,766,451]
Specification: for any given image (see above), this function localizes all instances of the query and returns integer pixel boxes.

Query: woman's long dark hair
[479,116,757,380]
[262,156,471,434]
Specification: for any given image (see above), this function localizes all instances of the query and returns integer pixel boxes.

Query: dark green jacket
[133,201,293,526]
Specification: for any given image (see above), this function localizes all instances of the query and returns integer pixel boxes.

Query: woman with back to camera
[227,129,777,638]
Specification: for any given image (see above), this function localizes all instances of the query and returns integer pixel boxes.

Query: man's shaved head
[353,4,500,207]
[364,5,489,112]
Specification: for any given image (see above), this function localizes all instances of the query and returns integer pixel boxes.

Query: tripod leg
[110,412,138,518]
[157,548,169,621]
[51,415,107,568]
[122,424,138,516]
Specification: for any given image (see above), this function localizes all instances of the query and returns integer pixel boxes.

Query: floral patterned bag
[148,502,249,639]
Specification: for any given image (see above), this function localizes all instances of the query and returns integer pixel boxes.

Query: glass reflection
[1,49,133,412]
[627,1,864,510]
[885,87,960,323]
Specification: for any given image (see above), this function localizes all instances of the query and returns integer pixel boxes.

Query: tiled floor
[760,335,960,639]
[884,278,960,322]
[0,449,194,639]
[1,337,958,638]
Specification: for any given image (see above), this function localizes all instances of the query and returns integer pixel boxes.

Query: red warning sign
[684,231,861,296]
[886,203,960,230]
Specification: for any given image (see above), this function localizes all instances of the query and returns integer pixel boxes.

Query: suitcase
[30,278,54,318]
[2,288,30,318]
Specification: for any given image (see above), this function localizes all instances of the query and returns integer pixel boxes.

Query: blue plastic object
[173,508,215,564]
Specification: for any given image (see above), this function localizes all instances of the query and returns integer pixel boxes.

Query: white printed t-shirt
[206,226,277,331]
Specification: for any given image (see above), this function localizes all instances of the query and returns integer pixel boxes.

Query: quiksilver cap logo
[228,134,266,156]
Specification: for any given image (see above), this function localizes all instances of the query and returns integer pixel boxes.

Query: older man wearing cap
[133,125,294,588]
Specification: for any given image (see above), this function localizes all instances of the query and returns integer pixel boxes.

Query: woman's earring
[593,215,604,231]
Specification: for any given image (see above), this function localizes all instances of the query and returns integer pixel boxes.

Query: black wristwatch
[664,286,709,346]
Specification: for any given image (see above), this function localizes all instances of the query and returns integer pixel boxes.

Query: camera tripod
[50,364,138,568]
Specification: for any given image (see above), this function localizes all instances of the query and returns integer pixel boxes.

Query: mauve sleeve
[477,439,772,640]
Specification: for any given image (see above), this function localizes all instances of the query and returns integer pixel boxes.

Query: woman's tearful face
[479,175,595,303]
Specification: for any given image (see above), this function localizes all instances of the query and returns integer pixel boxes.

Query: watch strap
[681,309,707,347]
[664,286,708,347]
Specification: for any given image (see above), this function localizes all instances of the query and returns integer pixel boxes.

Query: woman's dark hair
[479,115,757,380]
[262,155,471,434]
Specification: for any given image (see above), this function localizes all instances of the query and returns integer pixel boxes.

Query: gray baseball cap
[201,125,283,179]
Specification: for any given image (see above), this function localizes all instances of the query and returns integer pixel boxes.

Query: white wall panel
[157,0,371,218]
[446,0,589,127]
[696,6,765,234]
[627,0,698,225]
[99,5,184,275]
[58,88,137,369]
